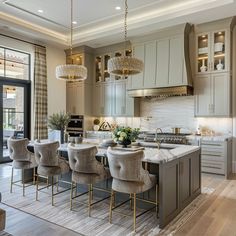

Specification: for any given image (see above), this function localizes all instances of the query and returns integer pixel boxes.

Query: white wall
[46,45,66,116]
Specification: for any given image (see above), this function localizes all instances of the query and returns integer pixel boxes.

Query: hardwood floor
[176,174,236,236]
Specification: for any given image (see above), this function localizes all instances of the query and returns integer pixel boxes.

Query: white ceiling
[0,0,236,48]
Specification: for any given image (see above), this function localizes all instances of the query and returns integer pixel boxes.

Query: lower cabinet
[93,80,139,117]
[201,139,232,178]
[159,149,201,228]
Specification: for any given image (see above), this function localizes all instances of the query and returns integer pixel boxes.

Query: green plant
[113,126,140,143]
[48,112,70,130]
[93,119,100,125]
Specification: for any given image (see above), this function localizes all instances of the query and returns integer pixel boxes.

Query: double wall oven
[66,115,83,137]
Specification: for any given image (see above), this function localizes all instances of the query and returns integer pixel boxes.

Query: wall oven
[66,115,83,137]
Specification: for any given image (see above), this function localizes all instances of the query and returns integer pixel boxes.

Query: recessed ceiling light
[37,9,43,13]
[72,21,77,25]
[115,6,121,10]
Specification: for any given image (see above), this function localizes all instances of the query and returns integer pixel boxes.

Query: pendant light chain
[70,0,73,58]
[124,0,128,51]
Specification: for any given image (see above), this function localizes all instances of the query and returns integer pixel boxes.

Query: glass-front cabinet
[196,30,228,74]
[94,49,132,83]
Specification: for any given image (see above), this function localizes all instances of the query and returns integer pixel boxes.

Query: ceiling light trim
[3,0,69,29]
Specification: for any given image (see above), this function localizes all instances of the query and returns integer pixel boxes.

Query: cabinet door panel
[75,83,84,115]
[156,39,169,87]
[212,73,230,116]
[169,37,183,85]
[144,41,156,88]
[194,75,211,116]
[131,44,144,89]
[103,83,113,116]
[113,81,126,116]
[93,84,102,116]
[179,157,191,208]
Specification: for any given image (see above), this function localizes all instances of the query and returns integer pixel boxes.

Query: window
[0,47,30,80]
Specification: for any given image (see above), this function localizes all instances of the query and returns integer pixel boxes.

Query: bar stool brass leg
[51,176,54,206]
[10,167,14,193]
[22,169,25,197]
[130,193,132,209]
[57,176,59,192]
[133,193,136,232]
[33,167,36,185]
[109,190,114,223]
[70,181,74,210]
[36,174,39,201]
[74,183,77,197]
[88,184,92,217]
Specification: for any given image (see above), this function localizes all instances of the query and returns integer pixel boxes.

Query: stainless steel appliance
[67,115,83,137]
[140,132,191,144]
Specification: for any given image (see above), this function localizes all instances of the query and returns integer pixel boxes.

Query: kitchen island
[29,140,201,229]
[58,140,201,228]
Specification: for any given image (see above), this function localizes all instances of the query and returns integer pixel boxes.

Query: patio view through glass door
[0,46,31,163]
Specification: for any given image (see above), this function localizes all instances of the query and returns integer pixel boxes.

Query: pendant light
[56,0,87,81]
[108,0,144,77]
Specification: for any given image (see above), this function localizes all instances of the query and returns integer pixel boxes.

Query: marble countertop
[57,139,200,164]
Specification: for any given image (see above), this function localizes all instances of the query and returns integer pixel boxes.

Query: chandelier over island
[108,0,144,77]
[56,0,87,81]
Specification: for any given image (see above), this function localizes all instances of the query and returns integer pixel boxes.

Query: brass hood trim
[127,86,193,98]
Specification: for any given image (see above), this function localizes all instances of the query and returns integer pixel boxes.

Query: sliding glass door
[0,46,31,163]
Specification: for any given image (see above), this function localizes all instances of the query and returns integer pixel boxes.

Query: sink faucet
[155,128,163,149]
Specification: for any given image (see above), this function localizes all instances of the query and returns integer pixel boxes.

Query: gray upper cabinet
[144,41,156,88]
[169,36,184,86]
[156,39,169,87]
[129,23,192,91]
[131,44,144,89]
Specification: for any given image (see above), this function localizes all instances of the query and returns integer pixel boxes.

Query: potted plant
[113,126,140,148]
[93,119,100,131]
[48,112,70,144]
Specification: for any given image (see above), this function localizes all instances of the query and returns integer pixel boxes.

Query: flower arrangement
[113,126,140,147]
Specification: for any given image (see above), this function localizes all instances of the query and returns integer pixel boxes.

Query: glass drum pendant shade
[56,64,87,81]
[108,56,144,76]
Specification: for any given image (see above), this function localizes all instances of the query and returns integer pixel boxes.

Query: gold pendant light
[56,0,87,81]
[108,0,144,77]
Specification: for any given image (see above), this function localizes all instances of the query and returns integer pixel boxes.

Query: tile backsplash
[89,96,232,135]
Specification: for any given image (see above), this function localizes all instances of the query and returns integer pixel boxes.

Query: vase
[200,59,207,72]
[60,129,64,144]
[93,125,100,131]
[216,59,223,70]
[118,139,131,148]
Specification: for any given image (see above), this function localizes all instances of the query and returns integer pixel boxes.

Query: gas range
[140,132,191,145]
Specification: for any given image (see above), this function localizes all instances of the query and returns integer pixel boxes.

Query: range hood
[128,85,193,98]
[128,23,193,98]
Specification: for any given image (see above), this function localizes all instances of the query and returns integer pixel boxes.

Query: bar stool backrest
[34,141,59,167]
[7,137,31,162]
[68,144,104,174]
[107,147,146,183]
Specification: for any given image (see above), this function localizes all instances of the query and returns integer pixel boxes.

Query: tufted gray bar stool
[107,147,158,232]
[8,137,37,196]
[67,143,111,216]
[34,141,70,206]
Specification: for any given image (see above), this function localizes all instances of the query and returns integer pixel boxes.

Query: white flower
[119,136,124,141]
[114,138,117,142]
[117,131,121,135]
[120,132,127,138]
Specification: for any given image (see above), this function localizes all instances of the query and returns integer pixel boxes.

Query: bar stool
[34,141,70,206]
[8,137,37,196]
[107,147,158,232]
[67,143,111,216]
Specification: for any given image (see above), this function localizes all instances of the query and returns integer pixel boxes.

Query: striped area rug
[0,165,214,236]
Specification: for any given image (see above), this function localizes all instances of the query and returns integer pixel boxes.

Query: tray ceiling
[0,0,236,48]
